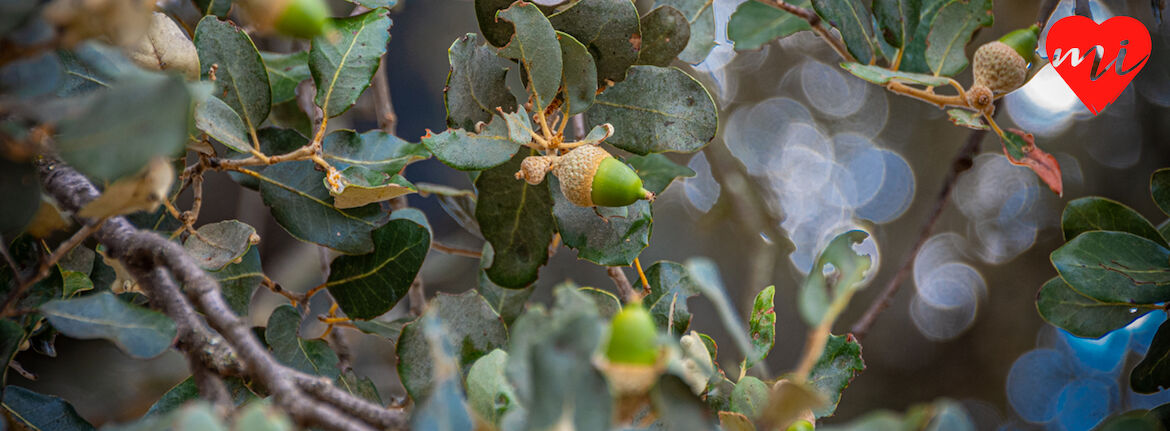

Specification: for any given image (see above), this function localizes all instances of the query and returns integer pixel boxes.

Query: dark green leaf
[1037,276,1155,339]
[192,0,231,17]
[445,33,518,131]
[811,0,880,64]
[268,100,313,137]
[147,377,258,416]
[2,386,94,431]
[1051,231,1170,304]
[41,292,178,359]
[311,10,392,118]
[651,374,719,431]
[478,265,534,326]
[351,317,410,342]
[325,210,430,320]
[808,333,864,418]
[637,6,691,67]
[874,0,921,47]
[654,0,716,64]
[1091,410,1165,431]
[210,246,262,316]
[578,287,621,319]
[258,160,390,254]
[397,291,508,401]
[644,261,701,336]
[1062,197,1166,246]
[922,0,992,76]
[626,153,695,194]
[731,376,769,419]
[742,285,776,372]
[183,220,257,270]
[587,65,717,155]
[0,158,40,239]
[265,305,340,379]
[558,31,597,116]
[840,62,953,86]
[230,127,308,190]
[476,151,555,288]
[1151,168,1170,217]
[410,312,475,431]
[465,349,520,427]
[1133,320,1170,393]
[550,177,652,266]
[195,17,271,130]
[946,109,986,130]
[900,0,992,76]
[61,270,94,298]
[323,129,428,174]
[0,236,62,309]
[0,52,63,98]
[422,118,521,171]
[475,0,518,48]
[548,0,640,84]
[261,51,310,104]
[728,0,811,51]
[56,72,190,181]
[798,230,873,326]
[194,95,253,153]
[0,319,25,386]
[499,2,562,109]
[336,370,383,405]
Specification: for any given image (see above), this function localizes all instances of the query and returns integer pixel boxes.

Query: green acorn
[604,302,659,365]
[515,145,654,208]
[787,420,815,431]
[241,0,334,39]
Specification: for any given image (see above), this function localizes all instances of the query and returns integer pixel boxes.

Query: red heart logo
[1045,15,1151,115]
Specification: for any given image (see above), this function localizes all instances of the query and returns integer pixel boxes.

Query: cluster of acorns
[515,144,655,208]
[967,24,1041,113]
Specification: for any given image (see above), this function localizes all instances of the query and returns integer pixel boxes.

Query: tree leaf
[422,118,522,171]
[637,6,691,67]
[558,31,597,116]
[310,9,392,118]
[549,0,640,84]
[41,291,178,359]
[579,286,621,319]
[742,285,776,372]
[808,333,864,418]
[654,0,716,64]
[210,246,262,316]
[192,0,231,17]
[1061,197,1166,246]
[325,209,430,320]
[1000,128,1062,196]
[194,95,253,153]
[840,62,954,86]
[2,386,94,431]
[1132,320,1170,393]
[265,305,340,379]
[233,401,294,431]
[626,153,695,194]
[183,220,257,270]
[0,158,41,239]
[258,160,390,254]
[1051,231,1170,304]
[327,167,415,209]
[1,236,63,310]
[478,265,535,326]
[445,33,518,131]
[475,0,519,48]
[644,261,701,336]
[56,72,190,182]
[1037,276,1156,339]
[498,2,562,110]
[194,17,270,131]
[811,0,880,64]
[229,127,309,190]
[874,0,921,47]
[1150,168,1170,217]
[550,177,652,266]
[0,319,25,386]
[1092,410,1166,431]
[397,291,508,401]
[731,376,769,419]
[587,65,717,155]
[728,0,811,51]
[341,0,397,9]
[798,230,873,326]
[900,0,991,75]
[923,0,993,76]
[476,151,555,288]
[126,13,200,80]
[651,374,720,430]
[261,51,310,104]
[323,129,429,175]
[946,109,986,130]
[410,311,476,431]
[465,349,520,427]
[147,377,258,416]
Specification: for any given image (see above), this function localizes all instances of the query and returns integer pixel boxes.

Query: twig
[0,220,103,316]
[431,241,482,258]
[761,0,857,63]
[607,266,637,303]
[371,56,398,135]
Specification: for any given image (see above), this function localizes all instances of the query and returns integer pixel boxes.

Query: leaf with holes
[310,10,392,118]
[194,17,270,131]
[808,333,864,418]
[41,292,177,359]
[325,209,430,320]
[727,0,811,51]
[587,66,717,155]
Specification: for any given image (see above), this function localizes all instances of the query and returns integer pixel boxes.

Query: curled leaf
[126,13,200,80]
[78,158,174,219]
[1000,128,1062,196]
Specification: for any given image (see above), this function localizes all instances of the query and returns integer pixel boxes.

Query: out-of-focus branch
[1,220,103,317]
[607,266,637,302]
[760,0,857,63]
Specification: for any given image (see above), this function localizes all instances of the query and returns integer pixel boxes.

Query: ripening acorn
[240,0,334,39]
[787,420,815,431]
[516,145,654,208]
[971,25,1040,95]
[604,302,659,365]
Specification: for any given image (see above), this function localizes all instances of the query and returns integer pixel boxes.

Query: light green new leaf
[924,0,993,76]
[558,31,597,116]
[742,285,776,372]
[311,10,392,118]
[194,17,270,130]
[476,151,556,288]
[873,0,921,47]
[550,178,652,266]
[445,33,518,131]
[1051,231,1170,304]
[727,0,811,51]
[1061,197,1167,247]
[183,220,257,270]
[397,291,508,401]
[325,210,430,320]
[840,62,953,86]
[549,0,640,83]
[2,386,94,431]
[261,51,310,104]
[258,160,390,254]
[41,292,178,359]
[422,117,521,171]
[798,230,873,326]
[587,65,717,155]
[946,109,987,130]
[498,2,562,110]
[811,0,880,64]
[808,334,864,418]
[626,153,695,194]
[655,0,716,64]
[265,305,340,378]
[637,6,691,67]
[1037,276,1156,339]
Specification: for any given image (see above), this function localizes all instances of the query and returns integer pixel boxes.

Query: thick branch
[607,266,637,303]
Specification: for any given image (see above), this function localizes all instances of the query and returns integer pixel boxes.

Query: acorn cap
[972,41,1027,93]
[553,145,612,207]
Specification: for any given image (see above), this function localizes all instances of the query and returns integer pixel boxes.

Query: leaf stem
[431,241,483,258]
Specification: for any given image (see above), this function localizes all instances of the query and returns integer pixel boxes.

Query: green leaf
[41,292,178,359]
[742,285,776,372]
[626,153,695,194]
[1092,410,1166,431]
[183,220,257,270]
[498,104,534,144]
[808,333,864,418]
[811,0,880,64]
[550,177,652,266]
[654,0,716,64]
[499,2,562,110]
[265,305,340,378]
[328,167,415,209]
[465,349,520,427]
[517,310,611,431]
[558,31,597,116]
[260,51,310,104]
[946,109,987,130]
[147,377,258,416]
[1133,320,1170,393]
[194,95,253,153]
[422,118,522,171]
[234,402,294,431]
[728,0,811,51]
[475,0,519,48]
[0,158,40,239]
[342,0,397,9]
[1,237,63,309]
[651,374,720,430]
[445,33,518,131]
[56,72,190,182]
[2,386,94,431]
[1151,168,1170,217]
[922,0,993,76]
[192,0,231,17]
[578,286,621,319]
[874,0,920,47]
[549,0,640,84]
[998,128,1062,196]
[229,127,308,190]
[311,10,392,118]
[210,246,262,316]
[644,261,701,336]
[731,376,769,419]
[0,319,25,386]
[397,291,508,401]
[637,6,691,67]
[323,129,429,175]
[476,151,556,288]
[268,100,313,137]
[1051,231,1170,304]
[1037,276,1155,339]
[798,230,873,326]
[410,312,476,431]
[840,62,953,86]
[336,370,383,405]
[1062,197,1167,246]
[478,265,535,326]
[587,65,717,155]
[62,270,94,298]
[325,210,430,320]
[194,17,271,131]
[258,160,390,254]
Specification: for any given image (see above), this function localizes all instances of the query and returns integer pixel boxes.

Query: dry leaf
[1002,128,1063,196]
[78,157,174,219]
[44,0,154,47]
[127,12,200,80]
[327,167,416,209]
[760,379,822,430]
[25,199,70,238]
[717,411,756,431]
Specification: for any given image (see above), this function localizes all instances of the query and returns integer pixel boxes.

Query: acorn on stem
[604,301,660,365]
[239,0,334,39]
[967,24,1041,111]
[515,144,654,208]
